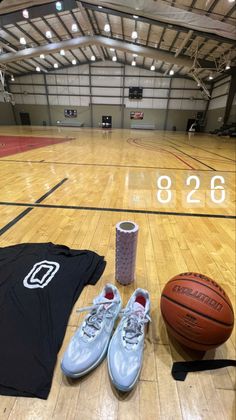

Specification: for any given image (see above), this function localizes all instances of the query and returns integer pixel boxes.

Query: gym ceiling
[0,0,235,82]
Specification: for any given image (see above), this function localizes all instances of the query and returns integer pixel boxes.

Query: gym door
[186,118,195,132]
[102,115,112,128]
[20,112,31,125]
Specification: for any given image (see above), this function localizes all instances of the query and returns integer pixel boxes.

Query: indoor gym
[0,0,235,419]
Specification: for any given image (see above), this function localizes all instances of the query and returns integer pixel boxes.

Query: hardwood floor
[0,126,235,420]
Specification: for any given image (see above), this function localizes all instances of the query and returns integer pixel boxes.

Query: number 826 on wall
[156,175,227,208]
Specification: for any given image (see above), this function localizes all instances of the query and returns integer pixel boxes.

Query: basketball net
[0,66,15,105]
[0,67,5,92]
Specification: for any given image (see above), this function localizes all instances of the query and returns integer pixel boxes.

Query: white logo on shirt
[23,260,60,289]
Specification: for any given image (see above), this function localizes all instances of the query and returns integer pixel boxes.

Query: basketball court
[0,1,235,419]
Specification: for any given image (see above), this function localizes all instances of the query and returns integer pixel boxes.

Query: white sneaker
[107,288,151,392]
[61,284,122,378]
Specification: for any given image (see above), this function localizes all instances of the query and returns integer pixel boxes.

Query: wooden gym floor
[0,126,235,420]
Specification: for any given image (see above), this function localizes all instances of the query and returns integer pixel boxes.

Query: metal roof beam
[41,16,72,66]
[9,59,200,80]
[27,20,65,67]
[206,0,219,16]
[77,2,105,60]
[0,35,218,70]
[222,4,236,22]
[175,31,193,57]
[56,14,81,63]
[0,0,77,25]
[80,1,236,45]
[189,0,197,10]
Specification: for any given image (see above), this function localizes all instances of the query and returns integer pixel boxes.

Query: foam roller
[115,221,139,285]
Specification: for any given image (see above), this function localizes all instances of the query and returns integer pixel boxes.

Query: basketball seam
[162,312,226,347]
[166,278,234,314]
[161,294,234,327]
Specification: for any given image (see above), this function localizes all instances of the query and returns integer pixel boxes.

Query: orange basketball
[160,272,234,351]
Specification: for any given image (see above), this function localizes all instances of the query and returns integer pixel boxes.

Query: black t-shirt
[0,242,106,399]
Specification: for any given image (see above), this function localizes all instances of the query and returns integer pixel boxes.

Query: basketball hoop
[0,66,5,92]
[2,91,15,105]
[0,66,15,105]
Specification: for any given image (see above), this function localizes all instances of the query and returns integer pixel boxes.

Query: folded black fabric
[172,359,236,381]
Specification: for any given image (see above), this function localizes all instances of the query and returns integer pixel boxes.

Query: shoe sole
[107,345,142,392]
[61,340,109,378]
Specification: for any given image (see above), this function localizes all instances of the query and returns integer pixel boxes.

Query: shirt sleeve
[0,243,28,263]
[83,252,106,286]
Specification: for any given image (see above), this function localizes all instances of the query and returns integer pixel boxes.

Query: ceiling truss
[0,0,235,86]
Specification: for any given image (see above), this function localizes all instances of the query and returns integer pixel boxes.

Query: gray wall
[92,105,122,128]
[12,104,91,126]
[4,103,202,132]
[205,105,236,132]
[204,75,236,132]
[6,62,208,131]
[14,104,50,125]
[229,104,236,123]
[0,103,15,125]
[165,110,199,131]
[124,108,165,129]
[204,108,225,132]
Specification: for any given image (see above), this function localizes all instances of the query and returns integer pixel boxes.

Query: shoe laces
[77,298,120,338]
[119,308,151,345]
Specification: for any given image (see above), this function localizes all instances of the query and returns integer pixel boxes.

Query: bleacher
[130,123,156,130]
[56,120,84,127]
[209,123,236,137]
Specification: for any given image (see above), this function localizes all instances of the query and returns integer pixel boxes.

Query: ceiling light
[131,31,138,39]
[110,48,115,51]
[169,69,174,76]
[54,63,58,68]
[46,30,52,38]
[91,55,96,61]
[11,75,15,81]
[60,49,65,56]
[40,54,45,59]
[20,37,26,45]
[131,60,136,66]
[209,74,213,80]
[71,23,78,32]
[225,63,231,70]
[112,56,117,61]
[22,9,29,19]
[55,1,63,11]
[98,5,103,8]
[36,66,41,72]
[133,15,139,19]
[133,53,138,57]
[104,23,110,32]
[72,59,77,65]
[150,65,155,71]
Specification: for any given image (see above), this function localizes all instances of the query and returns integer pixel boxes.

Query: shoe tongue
[133,301,145,312]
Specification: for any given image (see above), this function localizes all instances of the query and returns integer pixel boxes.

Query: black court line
[0,208,34,236]
[166,138,236,163]
[0,178,68,236]
[128,137,216,171]
[0,159,235,173]
[166,143,216,171]
[35,178,68,203]
[0,201,235,219]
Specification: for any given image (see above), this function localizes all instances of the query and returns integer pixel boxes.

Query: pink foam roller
[115,221,139,285]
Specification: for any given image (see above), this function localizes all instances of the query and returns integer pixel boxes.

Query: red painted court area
[0,135,71,158]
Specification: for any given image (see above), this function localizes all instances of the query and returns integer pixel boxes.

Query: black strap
[172,359,236,381]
